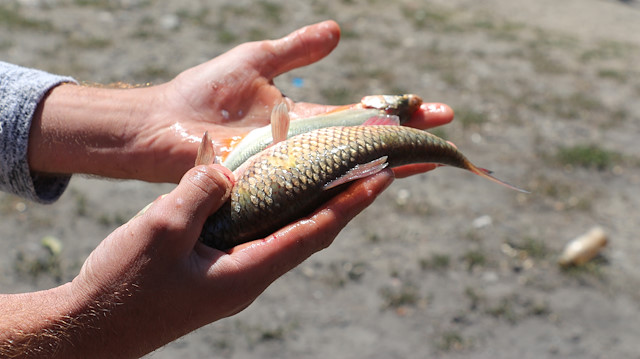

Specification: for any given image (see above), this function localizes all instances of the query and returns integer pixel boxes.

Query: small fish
[221,94,422,170]
[199,124,526,250]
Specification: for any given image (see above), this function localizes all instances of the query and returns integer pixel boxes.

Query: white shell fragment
[558,227,608,267]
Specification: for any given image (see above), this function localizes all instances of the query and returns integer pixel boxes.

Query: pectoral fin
[324,156,389,190]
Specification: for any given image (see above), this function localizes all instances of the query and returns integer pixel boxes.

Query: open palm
[138,21,452,182]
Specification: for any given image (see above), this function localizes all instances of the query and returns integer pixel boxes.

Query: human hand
[29,20,453,183]
[123,20,454,182]
[54,164,393,358]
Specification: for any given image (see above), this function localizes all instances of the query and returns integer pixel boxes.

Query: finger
[291,101,453,128]
[393,163,439,178]
[288,101,340,119]
[257,20,341,79]
[403,102,454,129]
[226,169,395,288]
[142,164,234,253]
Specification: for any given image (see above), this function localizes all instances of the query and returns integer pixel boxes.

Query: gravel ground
[1,0,640,358]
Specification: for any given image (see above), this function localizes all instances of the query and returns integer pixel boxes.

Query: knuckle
[186,165,232,200]
[147,209,188,236]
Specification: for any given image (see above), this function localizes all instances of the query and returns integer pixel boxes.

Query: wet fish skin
[221,94,422,171]
[360,94,423,121]
[200,125,496,250]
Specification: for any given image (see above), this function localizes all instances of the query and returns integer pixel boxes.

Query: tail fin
[470,166,529,193]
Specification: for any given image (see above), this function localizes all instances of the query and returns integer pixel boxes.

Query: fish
[199,123,526,250]
[221,94,422,170]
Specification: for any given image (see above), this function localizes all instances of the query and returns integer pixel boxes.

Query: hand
[29,21,453,183]
[139,20,454,182]
[11,20,455,358]
[37,164,393,358]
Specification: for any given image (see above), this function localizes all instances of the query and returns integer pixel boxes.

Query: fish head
[360,94,423,124]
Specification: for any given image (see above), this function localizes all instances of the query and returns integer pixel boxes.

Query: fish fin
[195,131,216,166]
[362,115,400,126]
[471,166,530,193]
[270,102,290,145]
[324,156,389,190]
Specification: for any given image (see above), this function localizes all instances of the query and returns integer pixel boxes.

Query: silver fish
[200,125,524,249]
[221,94,422,170]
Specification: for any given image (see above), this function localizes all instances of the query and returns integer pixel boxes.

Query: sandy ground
[1,0,640,358]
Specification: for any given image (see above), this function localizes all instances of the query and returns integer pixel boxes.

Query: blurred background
[1,0,639,358]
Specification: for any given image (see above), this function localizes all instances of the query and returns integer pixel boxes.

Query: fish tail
[469,165,529,193]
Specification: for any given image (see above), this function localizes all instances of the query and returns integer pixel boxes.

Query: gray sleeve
[0,61,76,204]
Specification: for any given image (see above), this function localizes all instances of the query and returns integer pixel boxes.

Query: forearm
[0,284,78,358]
[29,83,155,180]
[0,278,175,358]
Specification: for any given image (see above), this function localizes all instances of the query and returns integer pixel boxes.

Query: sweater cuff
[0,62,76,204]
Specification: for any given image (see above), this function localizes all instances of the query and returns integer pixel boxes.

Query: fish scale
[221,94,422,171]
[199,125,498,250]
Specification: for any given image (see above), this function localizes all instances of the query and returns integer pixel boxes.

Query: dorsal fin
[270,102,290,145]
[195,131,216,166]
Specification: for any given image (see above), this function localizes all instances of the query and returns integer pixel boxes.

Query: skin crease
[3,21,454,358]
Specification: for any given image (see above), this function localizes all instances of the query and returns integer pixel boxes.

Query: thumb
[144,164,234,253]
[257,20,341,79]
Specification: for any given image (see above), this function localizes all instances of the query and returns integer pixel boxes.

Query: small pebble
[472,215,492,229]
[160,14,180,31]
[15,202,26,212]
[395,189,410,206]
[41,236,62,256]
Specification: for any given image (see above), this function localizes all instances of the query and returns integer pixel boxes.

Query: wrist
[0,270,160,358]
[0,277,153,358]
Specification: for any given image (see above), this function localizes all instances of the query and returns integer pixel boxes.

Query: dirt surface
[2,0,640,358]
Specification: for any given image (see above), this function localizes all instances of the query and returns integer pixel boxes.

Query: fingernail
[211,164,235,185]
